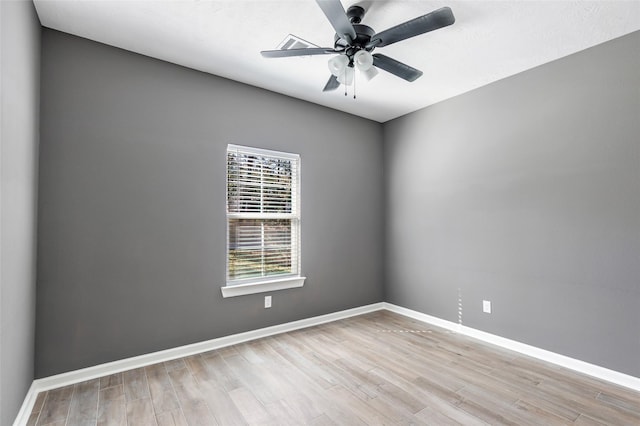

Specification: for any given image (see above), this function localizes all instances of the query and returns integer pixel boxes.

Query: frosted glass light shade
[337,66,354,86]
[328,55,349,76]
[360,65,379,81]
[354,50,374,71]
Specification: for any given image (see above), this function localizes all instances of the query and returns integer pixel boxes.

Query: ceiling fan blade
[368,7,455,48]
[322,75,340,92]
[372,54,423,82]
[261,48,337,58]
[316,0,356,43]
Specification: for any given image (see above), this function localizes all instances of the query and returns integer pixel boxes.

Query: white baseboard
[11,382,38,426]
[382,302,640,392]
[12,302,384,426]
[13,301,640,425]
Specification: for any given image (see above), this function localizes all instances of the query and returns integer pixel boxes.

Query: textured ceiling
[33,0,640,122]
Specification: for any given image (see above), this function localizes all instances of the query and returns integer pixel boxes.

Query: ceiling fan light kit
[260,0,455,94]
[327,50,376,86]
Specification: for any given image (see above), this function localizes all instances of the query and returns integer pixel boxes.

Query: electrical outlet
[483,300,492,314]
[264,295,272,309]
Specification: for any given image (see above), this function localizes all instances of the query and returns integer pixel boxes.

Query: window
[222,144,305,298]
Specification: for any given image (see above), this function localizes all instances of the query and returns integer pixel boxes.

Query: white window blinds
[226,145,300,284]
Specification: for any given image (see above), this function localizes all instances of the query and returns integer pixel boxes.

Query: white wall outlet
[483,300,492,314]
[264,295,272,309]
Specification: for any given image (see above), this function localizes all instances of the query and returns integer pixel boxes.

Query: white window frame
[221,144,305,298]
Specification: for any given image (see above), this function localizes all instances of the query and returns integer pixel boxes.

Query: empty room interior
[1,0,639,425]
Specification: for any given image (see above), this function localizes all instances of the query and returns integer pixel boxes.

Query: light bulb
[354,50,373,71]
[328,55,349,77]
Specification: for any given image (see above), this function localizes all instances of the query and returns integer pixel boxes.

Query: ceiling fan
[260,0,455,92]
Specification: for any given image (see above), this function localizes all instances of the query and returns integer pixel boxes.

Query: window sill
[221,276,306,298]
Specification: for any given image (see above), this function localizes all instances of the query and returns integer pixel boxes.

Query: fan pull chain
[353,72,356,99]
[342,68,347,96]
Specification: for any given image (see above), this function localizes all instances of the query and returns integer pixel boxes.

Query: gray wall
[0,0,40,424]
[384,32,640,377]
[36,30,384,377]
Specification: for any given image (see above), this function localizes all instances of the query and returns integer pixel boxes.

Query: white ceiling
[33,0,640,123]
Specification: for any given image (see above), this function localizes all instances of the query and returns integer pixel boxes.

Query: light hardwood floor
[27,311,640,425]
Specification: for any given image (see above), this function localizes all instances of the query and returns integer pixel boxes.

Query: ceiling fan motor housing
[334,24,376,56]
[333,5,375,60]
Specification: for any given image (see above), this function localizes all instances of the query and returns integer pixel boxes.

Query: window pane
[227,151,294,214]
[228,218,294,281]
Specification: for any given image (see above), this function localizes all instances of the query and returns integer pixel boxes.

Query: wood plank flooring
[27,311,640,425]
